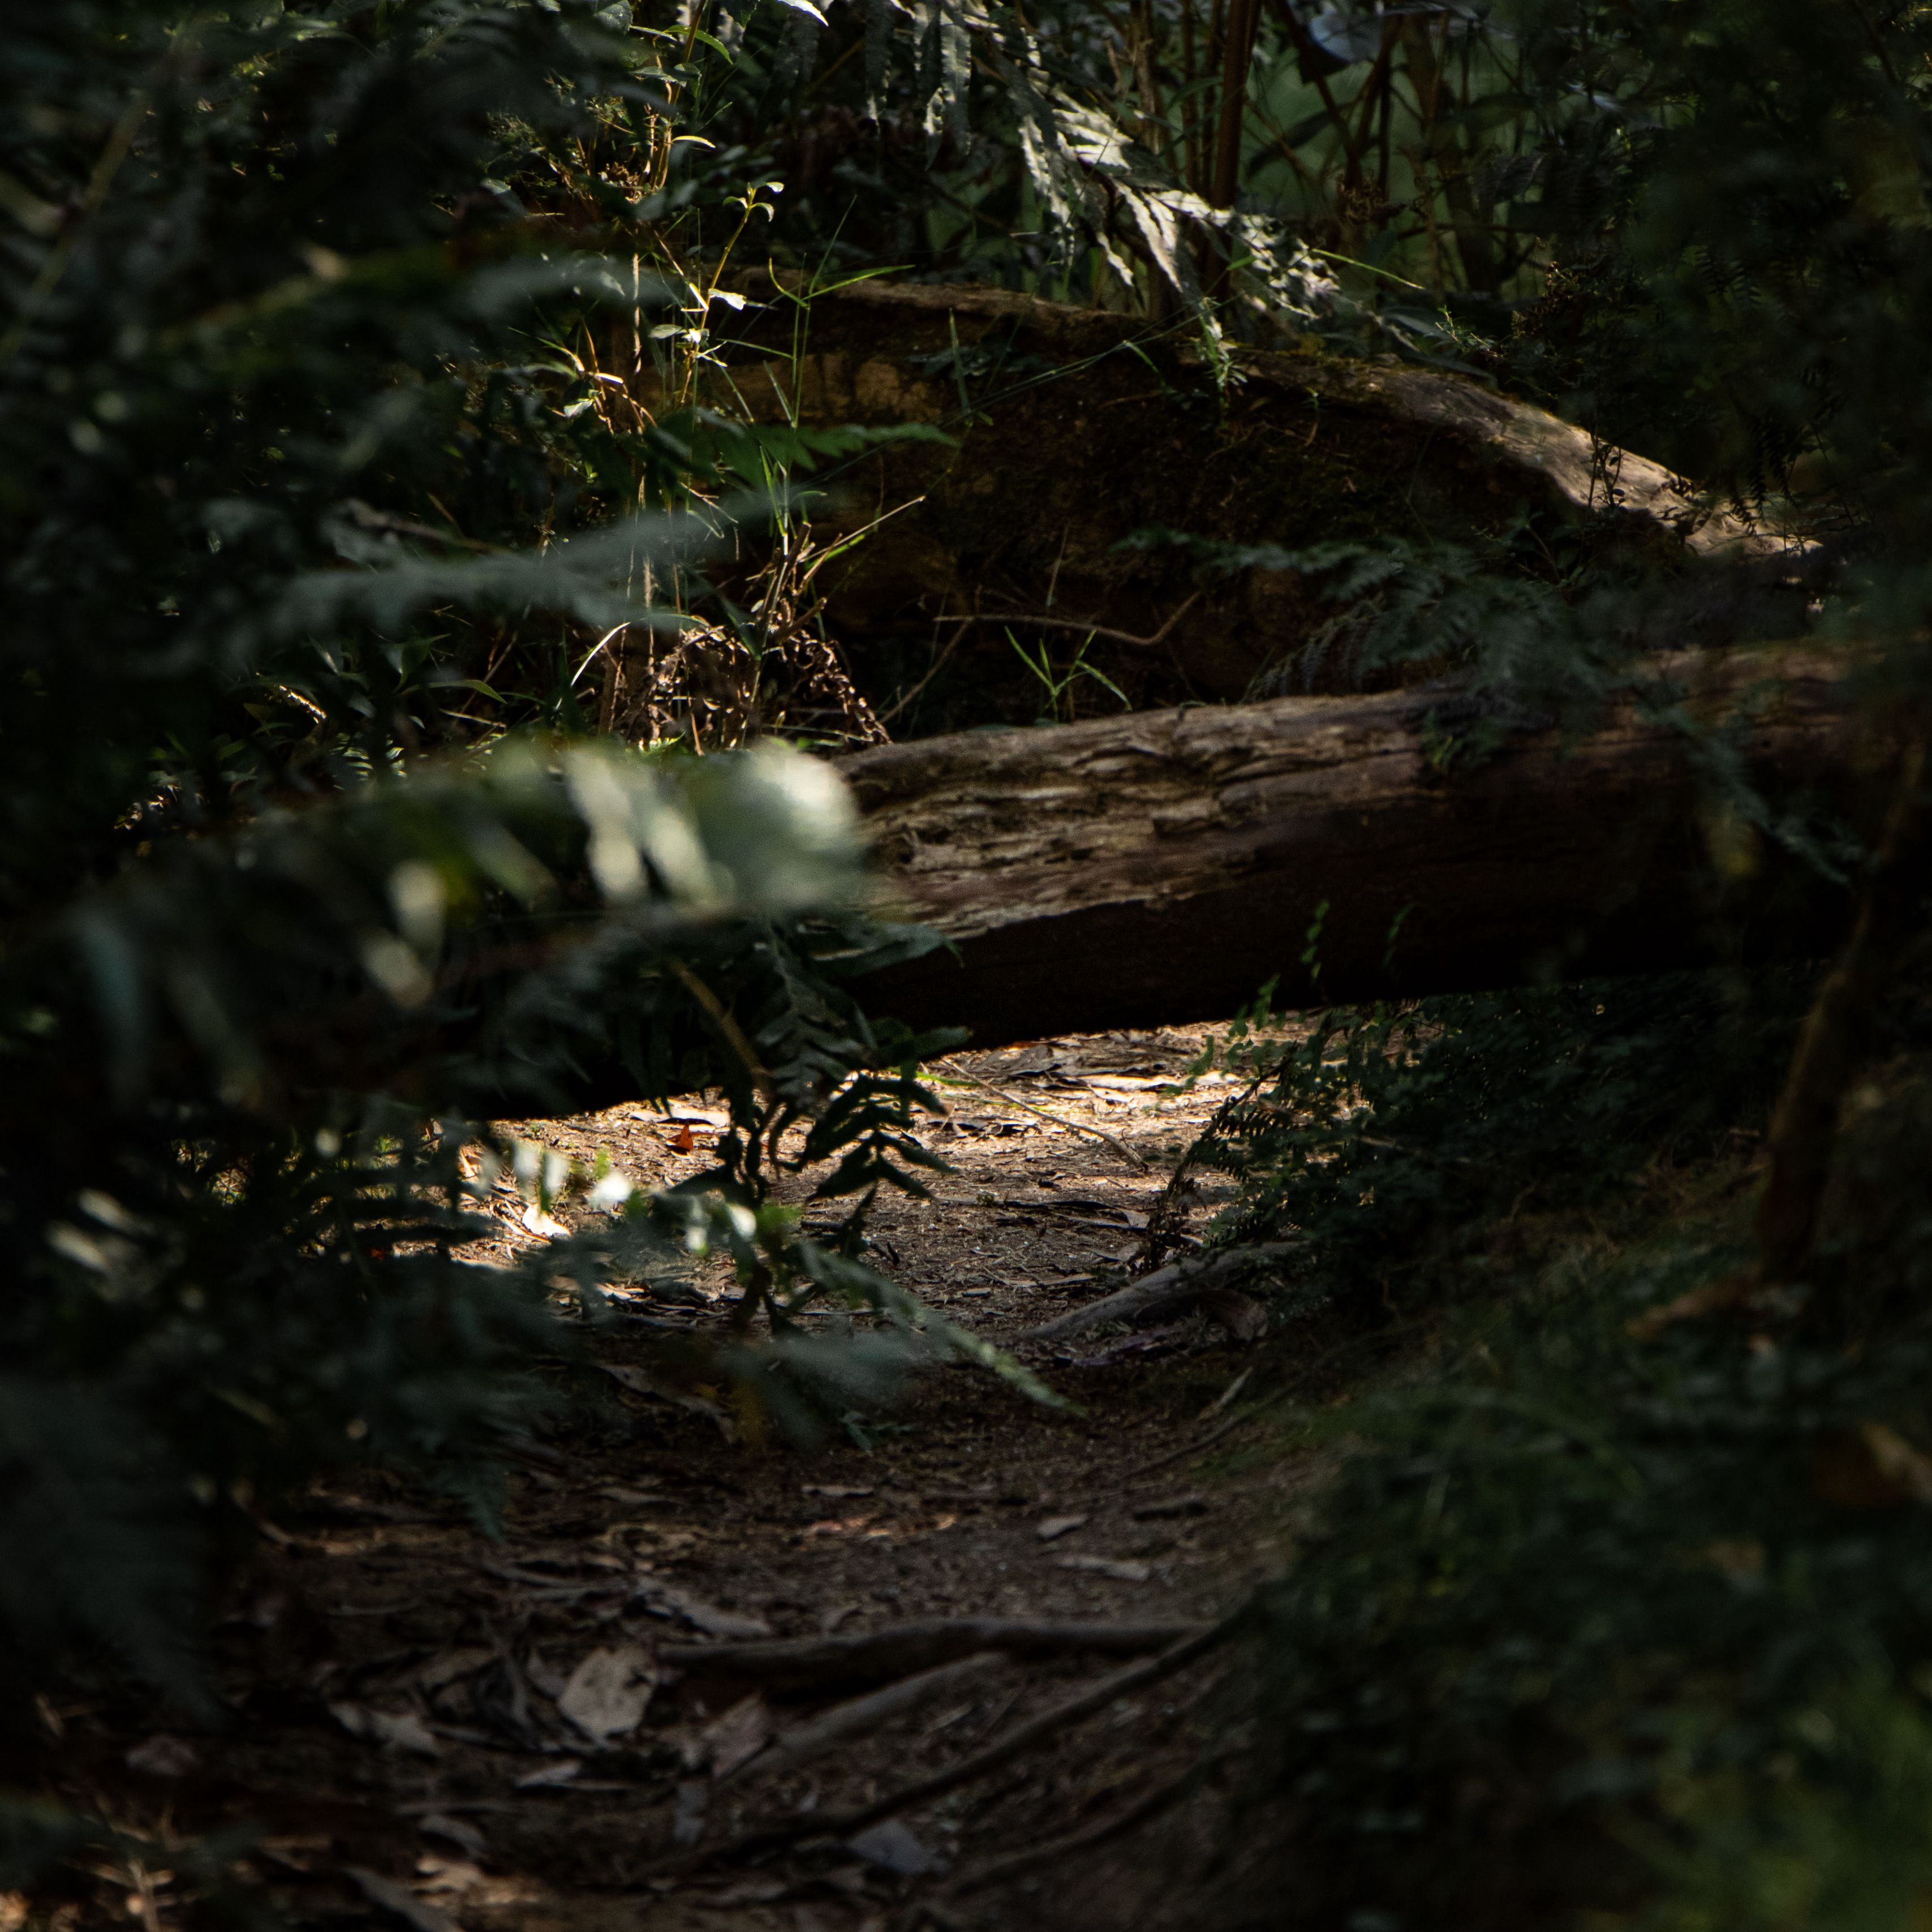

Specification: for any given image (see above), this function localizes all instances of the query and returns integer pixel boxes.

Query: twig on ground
[1013,1243,1301,1346]
[936,1062,1148,1168]
[1201,1365,1254,1417]
[817,1604,1247,1838]
[652,1603,1253,1877]
[659,1616,1203,1694]
[943,1753,1227,1897]
[1119,1319,1431,1482]
[721,1653,1004,1787]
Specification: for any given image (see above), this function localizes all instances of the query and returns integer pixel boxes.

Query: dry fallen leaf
[599,1483,670,1509]
[698,1694,773,1779]
[329,1702,441,1758]
[412,1856,485,1897]
[345,1868,458,1932]
[415,1815,487,1862]
[556,1644,656,1744]
[1035,1514,1090,1542]
[416,1646,493,1696]
[125,1735,199,1779]
[522,1647,569,1700]
[513,1759,582,1791]
[1131,1494,1210,1521]
[699,1881,790,1907]
[672,1779,708,1845]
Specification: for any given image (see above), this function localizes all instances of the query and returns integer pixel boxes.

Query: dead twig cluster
[597,524,888,752]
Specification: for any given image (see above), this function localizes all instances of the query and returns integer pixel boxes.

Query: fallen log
[692,277,1806,729]
[843,648,1863,1048]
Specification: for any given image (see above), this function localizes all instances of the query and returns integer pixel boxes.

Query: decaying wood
[709,277,1804,722]
[720,1652,1004,1787]
[659,1615,1202,1694]
[1013,1243,1302,1345]
[843,648,1862,1048]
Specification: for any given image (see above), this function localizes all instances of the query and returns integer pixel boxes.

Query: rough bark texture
[696,278,1806,731]
[841,648,1861,1047]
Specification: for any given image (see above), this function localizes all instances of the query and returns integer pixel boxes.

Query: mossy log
[840,648,1862,1047]
[700,278,1798,733]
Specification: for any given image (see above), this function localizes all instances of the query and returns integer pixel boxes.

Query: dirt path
[40,1030,1323,1932]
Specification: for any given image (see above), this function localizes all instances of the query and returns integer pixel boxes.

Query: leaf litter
[33,1025,1319,1932]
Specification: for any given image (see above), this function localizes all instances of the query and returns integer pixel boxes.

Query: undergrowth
[1184,970,1932,1929]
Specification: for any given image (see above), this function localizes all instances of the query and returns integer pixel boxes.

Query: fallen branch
[1117,1318,1432,1483]
[936,1061,1149,1168]
[810,1606,1247,1838]
[943,1753,1222,1897]
[1013,1243,1301,1346]
[720,1653,1004,1787]
[943,591,1202,652]
[659,1615,1202,1694]
[656,1602,1252,1876]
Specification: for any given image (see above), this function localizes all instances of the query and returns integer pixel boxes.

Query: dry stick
[0,82,156,372]
[669,960,776,1104]
[941,592,1200,654]
[1138,1062,1278,1269]
[1758,733,1928,1285]
[937,1063,1149,1169]
[822,1606,1247,1838]
[1013,1242,1302,1346]
[659,1616,1203,1693]
[877,618,965,729]
[944,1752,1227,1899]
[654,1606,1250,1877]
[1118,1318,1433,1483]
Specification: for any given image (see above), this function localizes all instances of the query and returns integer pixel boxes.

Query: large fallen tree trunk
[842,648,1865,1048]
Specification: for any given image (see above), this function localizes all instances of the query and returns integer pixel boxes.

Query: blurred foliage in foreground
[0,0,1011,1737]
[1169,970,1932,1931]
[1098,0,1932,1912]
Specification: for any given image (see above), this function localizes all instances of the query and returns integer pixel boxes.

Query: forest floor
[29,1027,1353,1932]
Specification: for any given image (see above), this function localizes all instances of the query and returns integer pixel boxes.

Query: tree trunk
[842,648,1863,1047]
